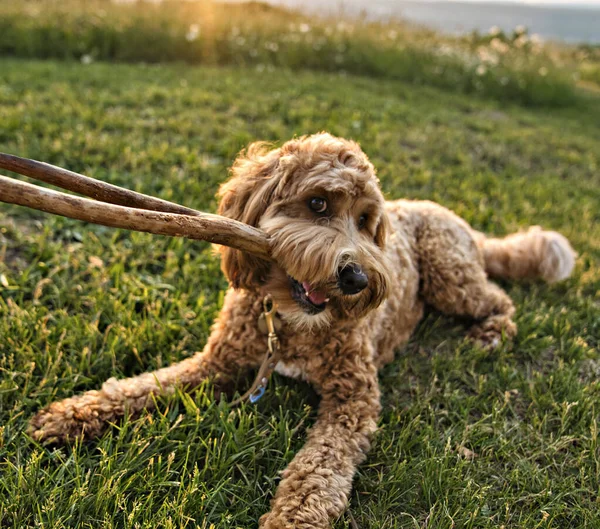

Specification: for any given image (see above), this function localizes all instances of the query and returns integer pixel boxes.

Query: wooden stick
[0,175,272,260]
[0,152,202,216]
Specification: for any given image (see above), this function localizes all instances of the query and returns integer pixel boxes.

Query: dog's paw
[471,329,502,350]
[469,315,517,350]
[259,513,291,529]
[28,391,115,444]
[258,513,274,528]
[259,506,334,529]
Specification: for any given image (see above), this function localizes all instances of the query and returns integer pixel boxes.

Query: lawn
[0,58,599,528]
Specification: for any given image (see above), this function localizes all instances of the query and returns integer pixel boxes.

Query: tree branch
[0,175,272,261]
[0,152,202,216]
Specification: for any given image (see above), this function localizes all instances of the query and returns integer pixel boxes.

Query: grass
[0,57,599,528]
[0,0,595,108]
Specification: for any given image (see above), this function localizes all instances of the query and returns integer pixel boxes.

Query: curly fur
[29,133,576,527]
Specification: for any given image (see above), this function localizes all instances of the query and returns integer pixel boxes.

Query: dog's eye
[358,214,368,230]
[308,197,327,214]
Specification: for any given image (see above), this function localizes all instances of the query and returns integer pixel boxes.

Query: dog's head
[217,133,391,329]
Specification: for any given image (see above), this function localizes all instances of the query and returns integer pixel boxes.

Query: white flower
[514,35,529,48]
[186,24,200,42]
[488,25,501,36]
[529,33,543,45]
[476,64,487,76]
[490,38,509,54]
[265,42,279,52]
[299,23,311,33]
[514,25,527,35]
[477,46,498,65]
[81,54,93,65]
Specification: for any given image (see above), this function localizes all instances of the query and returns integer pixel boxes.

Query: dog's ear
[374,211,390,249]
[216,142,281,289]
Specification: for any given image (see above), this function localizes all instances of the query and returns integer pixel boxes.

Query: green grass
[0,58,599,528]
[0,0,592,108]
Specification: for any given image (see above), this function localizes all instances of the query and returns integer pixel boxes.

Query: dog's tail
[475,226,576,283]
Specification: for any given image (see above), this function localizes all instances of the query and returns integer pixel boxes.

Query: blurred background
[2,0,600,106]
[260,0,600,44]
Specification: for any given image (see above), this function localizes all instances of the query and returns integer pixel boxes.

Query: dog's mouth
[289,277,330,315]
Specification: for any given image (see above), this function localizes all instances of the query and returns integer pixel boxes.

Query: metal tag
[258,312,282,335]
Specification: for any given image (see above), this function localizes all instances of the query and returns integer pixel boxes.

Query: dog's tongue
[302,281,328,305]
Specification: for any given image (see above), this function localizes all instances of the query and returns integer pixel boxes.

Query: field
[3,0,600,107]
[0,9,599,529]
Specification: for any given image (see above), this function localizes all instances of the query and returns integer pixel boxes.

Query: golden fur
[29,133,576,528]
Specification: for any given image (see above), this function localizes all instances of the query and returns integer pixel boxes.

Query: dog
[29,133,576,528]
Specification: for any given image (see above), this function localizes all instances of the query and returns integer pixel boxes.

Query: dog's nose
[338,264,369,295]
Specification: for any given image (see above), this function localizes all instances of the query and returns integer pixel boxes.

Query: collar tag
[249,386,266,403]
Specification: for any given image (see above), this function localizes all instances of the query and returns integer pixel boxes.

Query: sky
[426,0,600,4]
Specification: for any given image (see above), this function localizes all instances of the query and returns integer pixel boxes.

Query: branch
[0,175,272,261]
[0,152,202,216]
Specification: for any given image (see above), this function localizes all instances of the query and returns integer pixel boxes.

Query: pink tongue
[302,281,328,305]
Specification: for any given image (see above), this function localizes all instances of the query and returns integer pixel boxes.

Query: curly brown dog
[29,133,576,528]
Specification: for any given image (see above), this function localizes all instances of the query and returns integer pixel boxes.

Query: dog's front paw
[28,390,117,444]
[259,512,292,529]
[259,505,334,529]
[469,315,517,350]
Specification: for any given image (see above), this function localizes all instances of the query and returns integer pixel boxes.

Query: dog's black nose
[338,264,369,295]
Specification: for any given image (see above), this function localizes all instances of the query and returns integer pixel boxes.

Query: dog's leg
[29,350,235,443]
[427,273,517,348]
[29,291,266,443]
[418,212,517,348]
[260,353,380,529]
